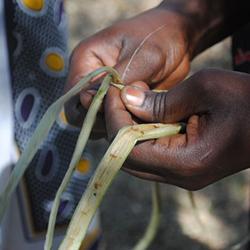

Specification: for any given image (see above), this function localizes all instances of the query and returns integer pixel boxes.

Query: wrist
[146,6,196,60]
[155,0,218,58]
[157,0,250,58]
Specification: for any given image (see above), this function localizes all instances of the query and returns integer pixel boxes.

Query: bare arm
[159,0,250,56]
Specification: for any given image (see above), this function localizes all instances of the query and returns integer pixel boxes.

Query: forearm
[157,0,250,57]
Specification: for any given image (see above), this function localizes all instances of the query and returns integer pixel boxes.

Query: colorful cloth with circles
[5,0,103,248]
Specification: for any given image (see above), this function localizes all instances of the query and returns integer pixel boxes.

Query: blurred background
[65,1,249,249]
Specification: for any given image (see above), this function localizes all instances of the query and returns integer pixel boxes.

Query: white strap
[0,0,14,179]
[0,1,14,248]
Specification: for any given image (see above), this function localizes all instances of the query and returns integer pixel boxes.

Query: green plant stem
[0,66,182,250]
[0,66,120,222]
[59,123,181,250]
[133,182,161,250]
[44,75,113,250]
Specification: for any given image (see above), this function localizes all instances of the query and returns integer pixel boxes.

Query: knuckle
[194,69,210,88]
[195,68,209,79]
[70,39,93,66]
[194,68,220,90]
[189,68,221,101]
[143,44,164,65]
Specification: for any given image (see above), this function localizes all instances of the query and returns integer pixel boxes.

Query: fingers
[121,74,209,123]
[105,97,211,190]
[64,94,87,127]
[105,86,134,141]
[66,35,120,91]
[153,54,190,90]
[122,115,218,190]
[63,31,121,126]
[105,69,250,190]
[104,71,218,189]
[116,43,166,84]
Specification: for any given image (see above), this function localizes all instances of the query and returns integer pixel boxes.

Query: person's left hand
[105,69,250,190]
[64,7,194,136]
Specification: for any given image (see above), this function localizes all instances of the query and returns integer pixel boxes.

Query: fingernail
[122,86,145,107]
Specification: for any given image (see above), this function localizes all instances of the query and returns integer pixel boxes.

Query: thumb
[121,78,207,123]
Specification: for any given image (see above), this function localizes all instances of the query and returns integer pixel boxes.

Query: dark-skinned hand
[64,7,193,136]
[105,69,250,190]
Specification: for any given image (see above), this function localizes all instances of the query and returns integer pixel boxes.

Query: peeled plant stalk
[59,123,181,250]
[0,66,120,222]
[44,74,113,250]
[133,182,161,250]
[0,66,182,250]
[3,65,245,250]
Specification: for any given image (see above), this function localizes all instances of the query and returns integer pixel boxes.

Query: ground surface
[65,1,249,249]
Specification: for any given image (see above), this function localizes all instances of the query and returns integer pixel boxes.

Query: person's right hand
[104,68,250,190]
[64,6,195,135]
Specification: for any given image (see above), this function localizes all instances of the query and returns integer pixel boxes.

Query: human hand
[64,6,194,134]
[105,69,250,190]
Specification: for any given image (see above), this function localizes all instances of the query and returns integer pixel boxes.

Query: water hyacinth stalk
[0,66,182,250]
[0,66,121,222]
[133,182,161,250]
[59,123,181,250]
[44,74,113,250]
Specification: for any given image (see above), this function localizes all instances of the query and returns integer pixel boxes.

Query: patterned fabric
[4,0,103,248]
